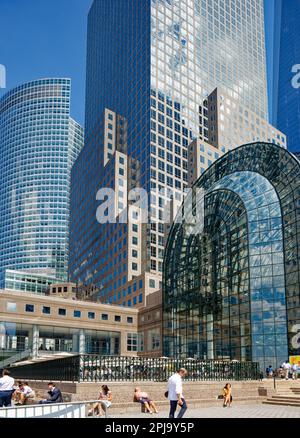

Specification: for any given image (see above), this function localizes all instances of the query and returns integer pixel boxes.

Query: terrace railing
[9,354,260,382]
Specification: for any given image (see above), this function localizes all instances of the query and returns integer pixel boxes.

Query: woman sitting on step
[89,385,112,417]
[133,387,159,414]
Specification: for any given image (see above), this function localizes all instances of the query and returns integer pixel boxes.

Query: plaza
[110,404,300,419]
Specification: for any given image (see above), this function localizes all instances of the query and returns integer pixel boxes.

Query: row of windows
[6,302,134,324]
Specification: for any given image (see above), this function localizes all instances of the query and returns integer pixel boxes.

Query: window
[25,304,34,313]
[58,308,66,316]
[132,224,138,232]
[132,263,138,271]
[127,333,138,352]
[133,296,137,305]
[108,113,113,120]
[102,313,108,320]
[138,294,143,304]
[74,310,81,318]
[42,306,51,315]
[88,312,95,319]
[149,279,156,288]
[127,316,133,324]
[119,156,125,164]
[7,302,16,312]
[132,249,138,258]
[115,315,121,322]
[132,237,138,245]
[149,329,161,351]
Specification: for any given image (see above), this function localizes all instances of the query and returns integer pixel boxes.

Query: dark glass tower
[272,0,300,153]
[71,0,270,291]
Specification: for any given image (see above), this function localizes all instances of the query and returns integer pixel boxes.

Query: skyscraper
[272,0,300,153]
[0,79,84,290]
[70,0,283,306]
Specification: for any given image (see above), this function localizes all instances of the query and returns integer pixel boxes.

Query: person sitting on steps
[222,383,232,408]
[133,387,158,414]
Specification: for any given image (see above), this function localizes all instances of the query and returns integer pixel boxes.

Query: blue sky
[0,0,274,127]
[0,0,92,126]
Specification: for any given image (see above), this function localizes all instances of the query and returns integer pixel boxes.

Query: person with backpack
[266,365,273,378]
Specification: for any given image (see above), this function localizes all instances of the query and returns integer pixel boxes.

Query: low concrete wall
[24,379,274,406]
[21,379,300,416]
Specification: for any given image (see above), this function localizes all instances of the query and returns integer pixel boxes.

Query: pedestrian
[133,387,158,414]
[282,360,291,380]
[292,363,298,380]
[266,365,273,378]
[89,384,113,417]
[167,368,188,419]
[39,382,63,404]
[0,369,15,407]
[222,383,232,408]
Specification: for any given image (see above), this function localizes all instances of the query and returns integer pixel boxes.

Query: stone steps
[263,400,300,407]
[263,392,300,407]
[108,396,262,415]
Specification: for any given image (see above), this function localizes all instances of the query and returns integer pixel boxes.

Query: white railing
[0,399,108,418]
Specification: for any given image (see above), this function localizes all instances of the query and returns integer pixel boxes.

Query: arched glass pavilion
[163,142,300,370]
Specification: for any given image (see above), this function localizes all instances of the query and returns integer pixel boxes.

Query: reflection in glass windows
[163,143,300,371]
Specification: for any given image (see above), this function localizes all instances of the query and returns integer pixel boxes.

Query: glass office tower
[71,0,269,290]
[163,142,300,371]
[0,79,84,289]
[272,0,300,153]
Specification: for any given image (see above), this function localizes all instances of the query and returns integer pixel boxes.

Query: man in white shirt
[167,368,188,418]
[0,369,15,407]
[282,361,291,380]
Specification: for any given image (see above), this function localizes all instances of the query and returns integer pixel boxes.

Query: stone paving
[109,403,300,418]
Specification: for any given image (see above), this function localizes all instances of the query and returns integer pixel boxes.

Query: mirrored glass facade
[163,142,300,371]
[0,79,84,288]
[82,0,268,284]
[272,0,300,153]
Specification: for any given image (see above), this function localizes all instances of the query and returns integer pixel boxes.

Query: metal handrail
[0,399,109,418]
[0,349,32,369]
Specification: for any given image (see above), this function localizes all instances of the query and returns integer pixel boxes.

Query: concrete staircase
[11,352,75,367]
[263,385,300,407]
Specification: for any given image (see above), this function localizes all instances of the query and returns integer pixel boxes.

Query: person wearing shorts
[133,387,158,414]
